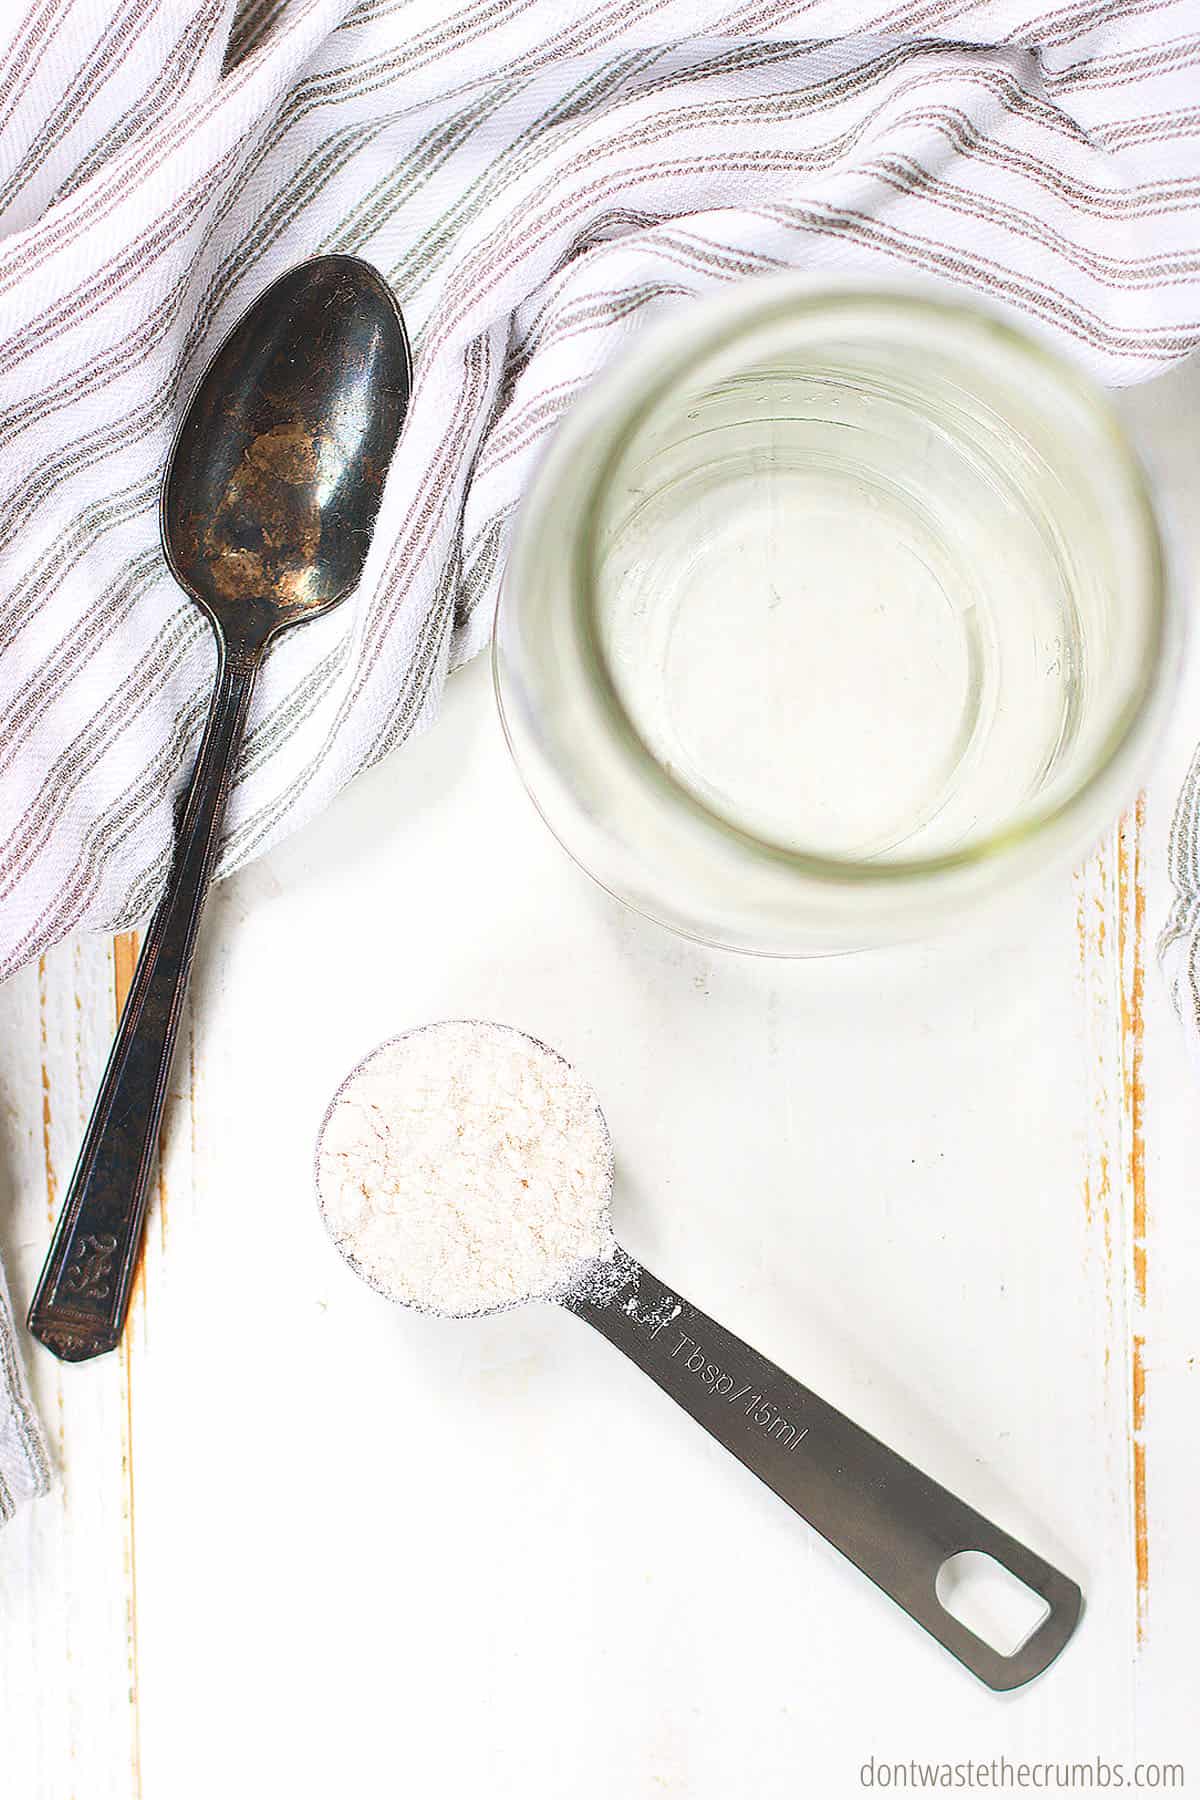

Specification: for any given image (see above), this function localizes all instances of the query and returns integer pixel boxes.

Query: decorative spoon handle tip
[29,645,260,1362]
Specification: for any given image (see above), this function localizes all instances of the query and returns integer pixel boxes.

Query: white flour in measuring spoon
[316,1021,618,1317]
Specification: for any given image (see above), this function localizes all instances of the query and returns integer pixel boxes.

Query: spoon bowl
[29,256,411,1364]
[164,255,411,641]
[316,1020,618,1320]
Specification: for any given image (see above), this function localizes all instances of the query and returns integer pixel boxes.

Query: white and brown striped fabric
[0,1257,50,1522]
[2,0,1200,1516]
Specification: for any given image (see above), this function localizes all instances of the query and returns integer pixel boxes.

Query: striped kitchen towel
[0,1257,51,1523]
[2,0,1200,1518]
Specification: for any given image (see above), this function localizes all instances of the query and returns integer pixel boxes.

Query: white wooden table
[3,365,1199,1800]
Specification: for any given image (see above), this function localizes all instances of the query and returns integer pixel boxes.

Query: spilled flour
[316,1021,617,1317]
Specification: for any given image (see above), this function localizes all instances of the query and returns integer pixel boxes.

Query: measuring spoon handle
[28,639,260,1363]
[564,1255,1081,1690]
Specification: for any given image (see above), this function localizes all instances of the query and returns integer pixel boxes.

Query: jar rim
[563,276,1171,888]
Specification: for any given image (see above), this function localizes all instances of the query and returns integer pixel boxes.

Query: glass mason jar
[494,278,1175,954]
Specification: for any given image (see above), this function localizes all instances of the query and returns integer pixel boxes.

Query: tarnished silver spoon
[30,256,411,1363]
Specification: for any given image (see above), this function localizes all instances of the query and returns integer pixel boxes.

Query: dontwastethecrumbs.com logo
[859,1757,1185,1790]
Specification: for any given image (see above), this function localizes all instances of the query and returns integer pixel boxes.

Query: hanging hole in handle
[936,1551,1052,1658]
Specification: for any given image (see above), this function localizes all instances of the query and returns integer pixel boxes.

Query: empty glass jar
[494,278,1174,954]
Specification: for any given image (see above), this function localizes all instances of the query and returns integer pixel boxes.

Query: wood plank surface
[1,362,1198,1798]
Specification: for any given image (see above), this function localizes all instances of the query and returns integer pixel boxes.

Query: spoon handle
[564,1256,1081,1690]
[28,640,261,1362]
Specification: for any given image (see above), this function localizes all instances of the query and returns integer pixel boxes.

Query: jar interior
[587,308,1157,864]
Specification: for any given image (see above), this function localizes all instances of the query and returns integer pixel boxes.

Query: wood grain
[113,932,144,1800]
[1117,800,1151,1644]
[2,693,1196,1796]
[0,938,140,1798]
[1076,797,1154,1659]
[3,351,1198,1790]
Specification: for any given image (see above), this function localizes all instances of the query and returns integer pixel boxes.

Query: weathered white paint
[1,361,1198,1798]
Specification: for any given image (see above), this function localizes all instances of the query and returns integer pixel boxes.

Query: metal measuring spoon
[30,257,411,1363]
[317,1023,1081,1692]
